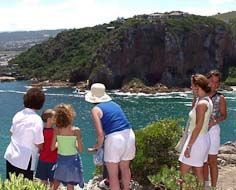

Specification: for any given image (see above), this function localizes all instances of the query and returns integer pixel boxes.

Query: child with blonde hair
[51,104,84,190]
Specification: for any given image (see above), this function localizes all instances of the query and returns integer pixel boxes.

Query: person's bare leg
[179,162,192,189]
[67,184,74,190]
[119,160,131,190]
[208,154,218,187]
[193,167,204,182]
[180,162,192,176]
[52,180,60,190]
[203,162,210,188]
[41,180,48,186]
[203,162,209,181]
[106,162,120,190]
[49,181,54,189]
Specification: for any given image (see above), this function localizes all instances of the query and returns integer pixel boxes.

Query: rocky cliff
[10,13,236,89]
[87,15,236,89]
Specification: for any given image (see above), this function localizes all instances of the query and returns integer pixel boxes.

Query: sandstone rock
[218,141,236,166]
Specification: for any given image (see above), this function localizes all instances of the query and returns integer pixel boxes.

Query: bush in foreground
[0,174,47,190]
[148,165,203,190]
[131,118,182,185]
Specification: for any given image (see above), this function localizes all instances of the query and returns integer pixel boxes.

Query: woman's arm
[51,128,58,151]
[184,101,208,158]
[91,107,104,149]
[75,128,83,153]
[209,95,227,127]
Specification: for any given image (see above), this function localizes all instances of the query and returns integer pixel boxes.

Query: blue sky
[0,0,236,32]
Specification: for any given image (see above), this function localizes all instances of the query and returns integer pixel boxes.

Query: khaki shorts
[104,129,136,163]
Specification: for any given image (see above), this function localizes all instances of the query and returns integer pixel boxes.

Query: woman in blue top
[85,83,136,190]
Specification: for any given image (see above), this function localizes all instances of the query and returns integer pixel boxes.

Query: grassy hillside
[212,11,236,22]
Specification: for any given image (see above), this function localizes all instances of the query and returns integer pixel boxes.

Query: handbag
[175,118,190,153]
[93,148,104,166]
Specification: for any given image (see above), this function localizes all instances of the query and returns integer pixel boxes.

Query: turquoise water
[0,81,235,181]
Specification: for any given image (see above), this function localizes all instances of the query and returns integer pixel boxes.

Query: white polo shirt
[4,108,44,170]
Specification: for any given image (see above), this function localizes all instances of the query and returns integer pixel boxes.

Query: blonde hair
[191,74,211,93]
[54,104,76,128]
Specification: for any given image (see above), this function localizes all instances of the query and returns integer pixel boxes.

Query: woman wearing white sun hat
[85,83,136,190]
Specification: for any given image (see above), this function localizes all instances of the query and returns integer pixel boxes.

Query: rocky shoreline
[217,141,236,190]
[14,79,234,93]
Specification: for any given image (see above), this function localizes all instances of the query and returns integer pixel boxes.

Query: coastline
[20,79,235,94]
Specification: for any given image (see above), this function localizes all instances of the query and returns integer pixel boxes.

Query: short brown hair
[192,74,211,93]
[54,104,76,128]
[41,109,55,122]
[206,70,221,81]
[23,88,45,110]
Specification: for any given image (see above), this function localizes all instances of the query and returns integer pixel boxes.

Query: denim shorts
[35,160,56,181]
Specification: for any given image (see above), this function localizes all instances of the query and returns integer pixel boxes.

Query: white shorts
[208,124,220,155]
[179,133,210,167]
[104,129,136,163]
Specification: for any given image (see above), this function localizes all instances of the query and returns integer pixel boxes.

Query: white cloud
[209,0,236,4]
[0,0,141,31]
[0,0,235,31]
[20,0,40,6]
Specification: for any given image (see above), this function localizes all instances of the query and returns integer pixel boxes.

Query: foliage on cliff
[10,13,236,88]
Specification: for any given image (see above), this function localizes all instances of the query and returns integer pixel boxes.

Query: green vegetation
[131,118,182,185]
[166,15,225,34]
[212,11,236,22]
[0,174,47,190]
[148,166,203,190]
[11,26,111,80]
[224,67,236,85]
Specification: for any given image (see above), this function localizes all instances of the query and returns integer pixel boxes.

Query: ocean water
[0,81,235,181]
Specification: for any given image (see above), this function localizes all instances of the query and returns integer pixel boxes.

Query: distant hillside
[212,11,236,22]
[0,29,64,51]
[10,12,236,88]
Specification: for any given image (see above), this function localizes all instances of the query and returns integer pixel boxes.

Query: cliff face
[88,17,236,89]
[10,14,236,89]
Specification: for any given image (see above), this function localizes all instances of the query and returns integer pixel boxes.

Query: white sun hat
[85,83,112,103]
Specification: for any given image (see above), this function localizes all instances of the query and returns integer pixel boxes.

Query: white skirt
[178,133,210,167]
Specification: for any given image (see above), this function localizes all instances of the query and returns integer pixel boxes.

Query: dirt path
[217,165,236,190]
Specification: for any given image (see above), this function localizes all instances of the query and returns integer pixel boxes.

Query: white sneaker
[98,179,110,190]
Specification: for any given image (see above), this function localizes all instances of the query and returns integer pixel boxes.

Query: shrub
[148,165,203,190]
[0,174,48,190]
[225,77,236,85]
[131,118,182,185]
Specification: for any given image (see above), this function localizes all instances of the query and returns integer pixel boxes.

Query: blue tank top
[96,101,131,135]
